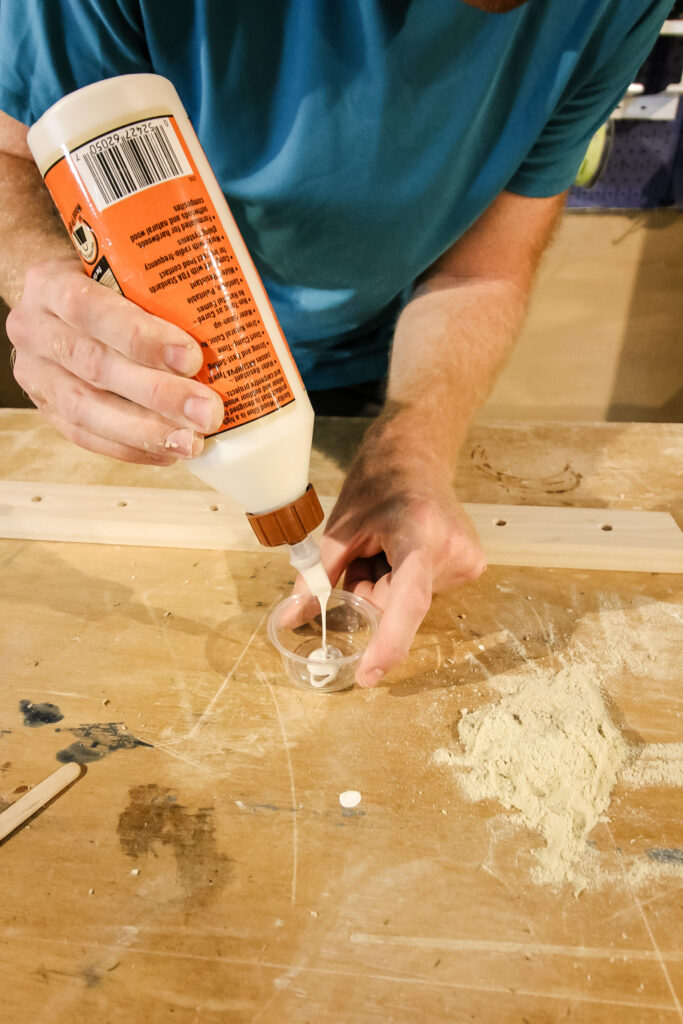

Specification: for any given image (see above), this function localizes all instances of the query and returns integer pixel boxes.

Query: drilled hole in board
[30,495,42,502]
[208,505,220,512]
[116,501,128,508]
[495,519,507,527]
[601,524,614,532]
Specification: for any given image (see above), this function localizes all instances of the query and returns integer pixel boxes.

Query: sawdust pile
[431,594,683,893]
[434,663,630,894]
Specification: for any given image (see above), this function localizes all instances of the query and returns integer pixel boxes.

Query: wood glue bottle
[27,74,330,599]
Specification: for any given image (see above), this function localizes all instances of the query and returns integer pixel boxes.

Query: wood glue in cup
[27,74,329,592]
[268,590,380,693]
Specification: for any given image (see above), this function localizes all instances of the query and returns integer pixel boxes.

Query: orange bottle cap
[246,483,324,546]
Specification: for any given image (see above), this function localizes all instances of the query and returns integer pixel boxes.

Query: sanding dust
[432,593,682,894]
[434,663,630,895]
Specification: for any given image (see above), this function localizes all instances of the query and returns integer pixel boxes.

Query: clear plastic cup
[267,589,380,692]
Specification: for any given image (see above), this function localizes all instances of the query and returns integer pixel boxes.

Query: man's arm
[0,111,75,307]
[388,188,566,457]
[321,188,567,687]
[0,110,223,462]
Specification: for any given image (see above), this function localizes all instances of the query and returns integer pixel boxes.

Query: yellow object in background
[575,120,614,188]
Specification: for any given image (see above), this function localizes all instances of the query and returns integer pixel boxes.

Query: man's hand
[319,414,486,688]
[313,189,567,686]
[8,256,224,464]
[0,110,224,464]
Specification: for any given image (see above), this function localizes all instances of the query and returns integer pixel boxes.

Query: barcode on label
[72,117,192,210]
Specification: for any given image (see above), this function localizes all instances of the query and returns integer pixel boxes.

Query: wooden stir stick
[0,762,82,842]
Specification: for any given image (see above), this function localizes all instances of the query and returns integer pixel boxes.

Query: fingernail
[163,428,194,457]
[358,668,384,689]
[164,344,202,375]
[184,396,219,432]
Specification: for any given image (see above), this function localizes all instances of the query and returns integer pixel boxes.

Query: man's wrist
[365,399,467,478]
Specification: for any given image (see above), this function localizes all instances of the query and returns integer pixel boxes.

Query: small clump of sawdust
[434,663,630,895]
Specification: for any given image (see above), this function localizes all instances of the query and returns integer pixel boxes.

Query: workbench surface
[1,411,681,1023]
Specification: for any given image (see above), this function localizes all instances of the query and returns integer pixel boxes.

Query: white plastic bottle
[27,74,330,597]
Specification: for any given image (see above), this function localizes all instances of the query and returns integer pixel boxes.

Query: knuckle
[23,261,48,295]
[76,337,106,385]
[456,545,487,582]
[127,315,183,367]
[145,374,172,413]
[58,276,90,323]
[5,305,26,343]
[33,378,54,410]
[409,499,435,533]
[24,258,82,301]
[441,532,486,583]
[48,330,77,367]
[29,256,63,278]
[59,384,86,425]
[125,321,148,363]
[468,554,488,581]
[444,531,469,563]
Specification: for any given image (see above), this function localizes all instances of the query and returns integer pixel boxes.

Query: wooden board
[2,479,682,572]
[0,412,682,1024]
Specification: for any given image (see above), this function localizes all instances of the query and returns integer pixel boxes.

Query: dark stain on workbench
[117,783,232,906]
[55,722,152,764]
[470,444,582,494]
[647,848,683,864]
[19,699,63,727]
[80,964,102,988]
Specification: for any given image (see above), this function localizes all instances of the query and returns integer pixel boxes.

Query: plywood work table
[0,410,681,1024]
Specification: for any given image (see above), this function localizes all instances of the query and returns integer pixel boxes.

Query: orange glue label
[43,114,295,434]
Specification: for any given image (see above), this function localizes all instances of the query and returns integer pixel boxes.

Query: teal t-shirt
[0,0,669,387]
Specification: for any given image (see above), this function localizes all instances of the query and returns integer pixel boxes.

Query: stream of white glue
[297,561,338,688]
[320,589,329,653]
[307,586,340,687]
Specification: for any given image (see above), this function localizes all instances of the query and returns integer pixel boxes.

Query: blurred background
[483,4,683,424]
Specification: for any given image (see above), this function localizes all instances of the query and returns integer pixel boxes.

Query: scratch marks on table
[350,930,683,961]
[601,881,683,924]
[185,611,268,741]
[25,690,83,700]
[606,822,683,1022]
[255,659,299,907]
[8,933,680,1012]
[0,539,29,572]
[150,739,222,777]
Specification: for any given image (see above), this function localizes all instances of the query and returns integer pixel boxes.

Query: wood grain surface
[1,411,681,1023]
